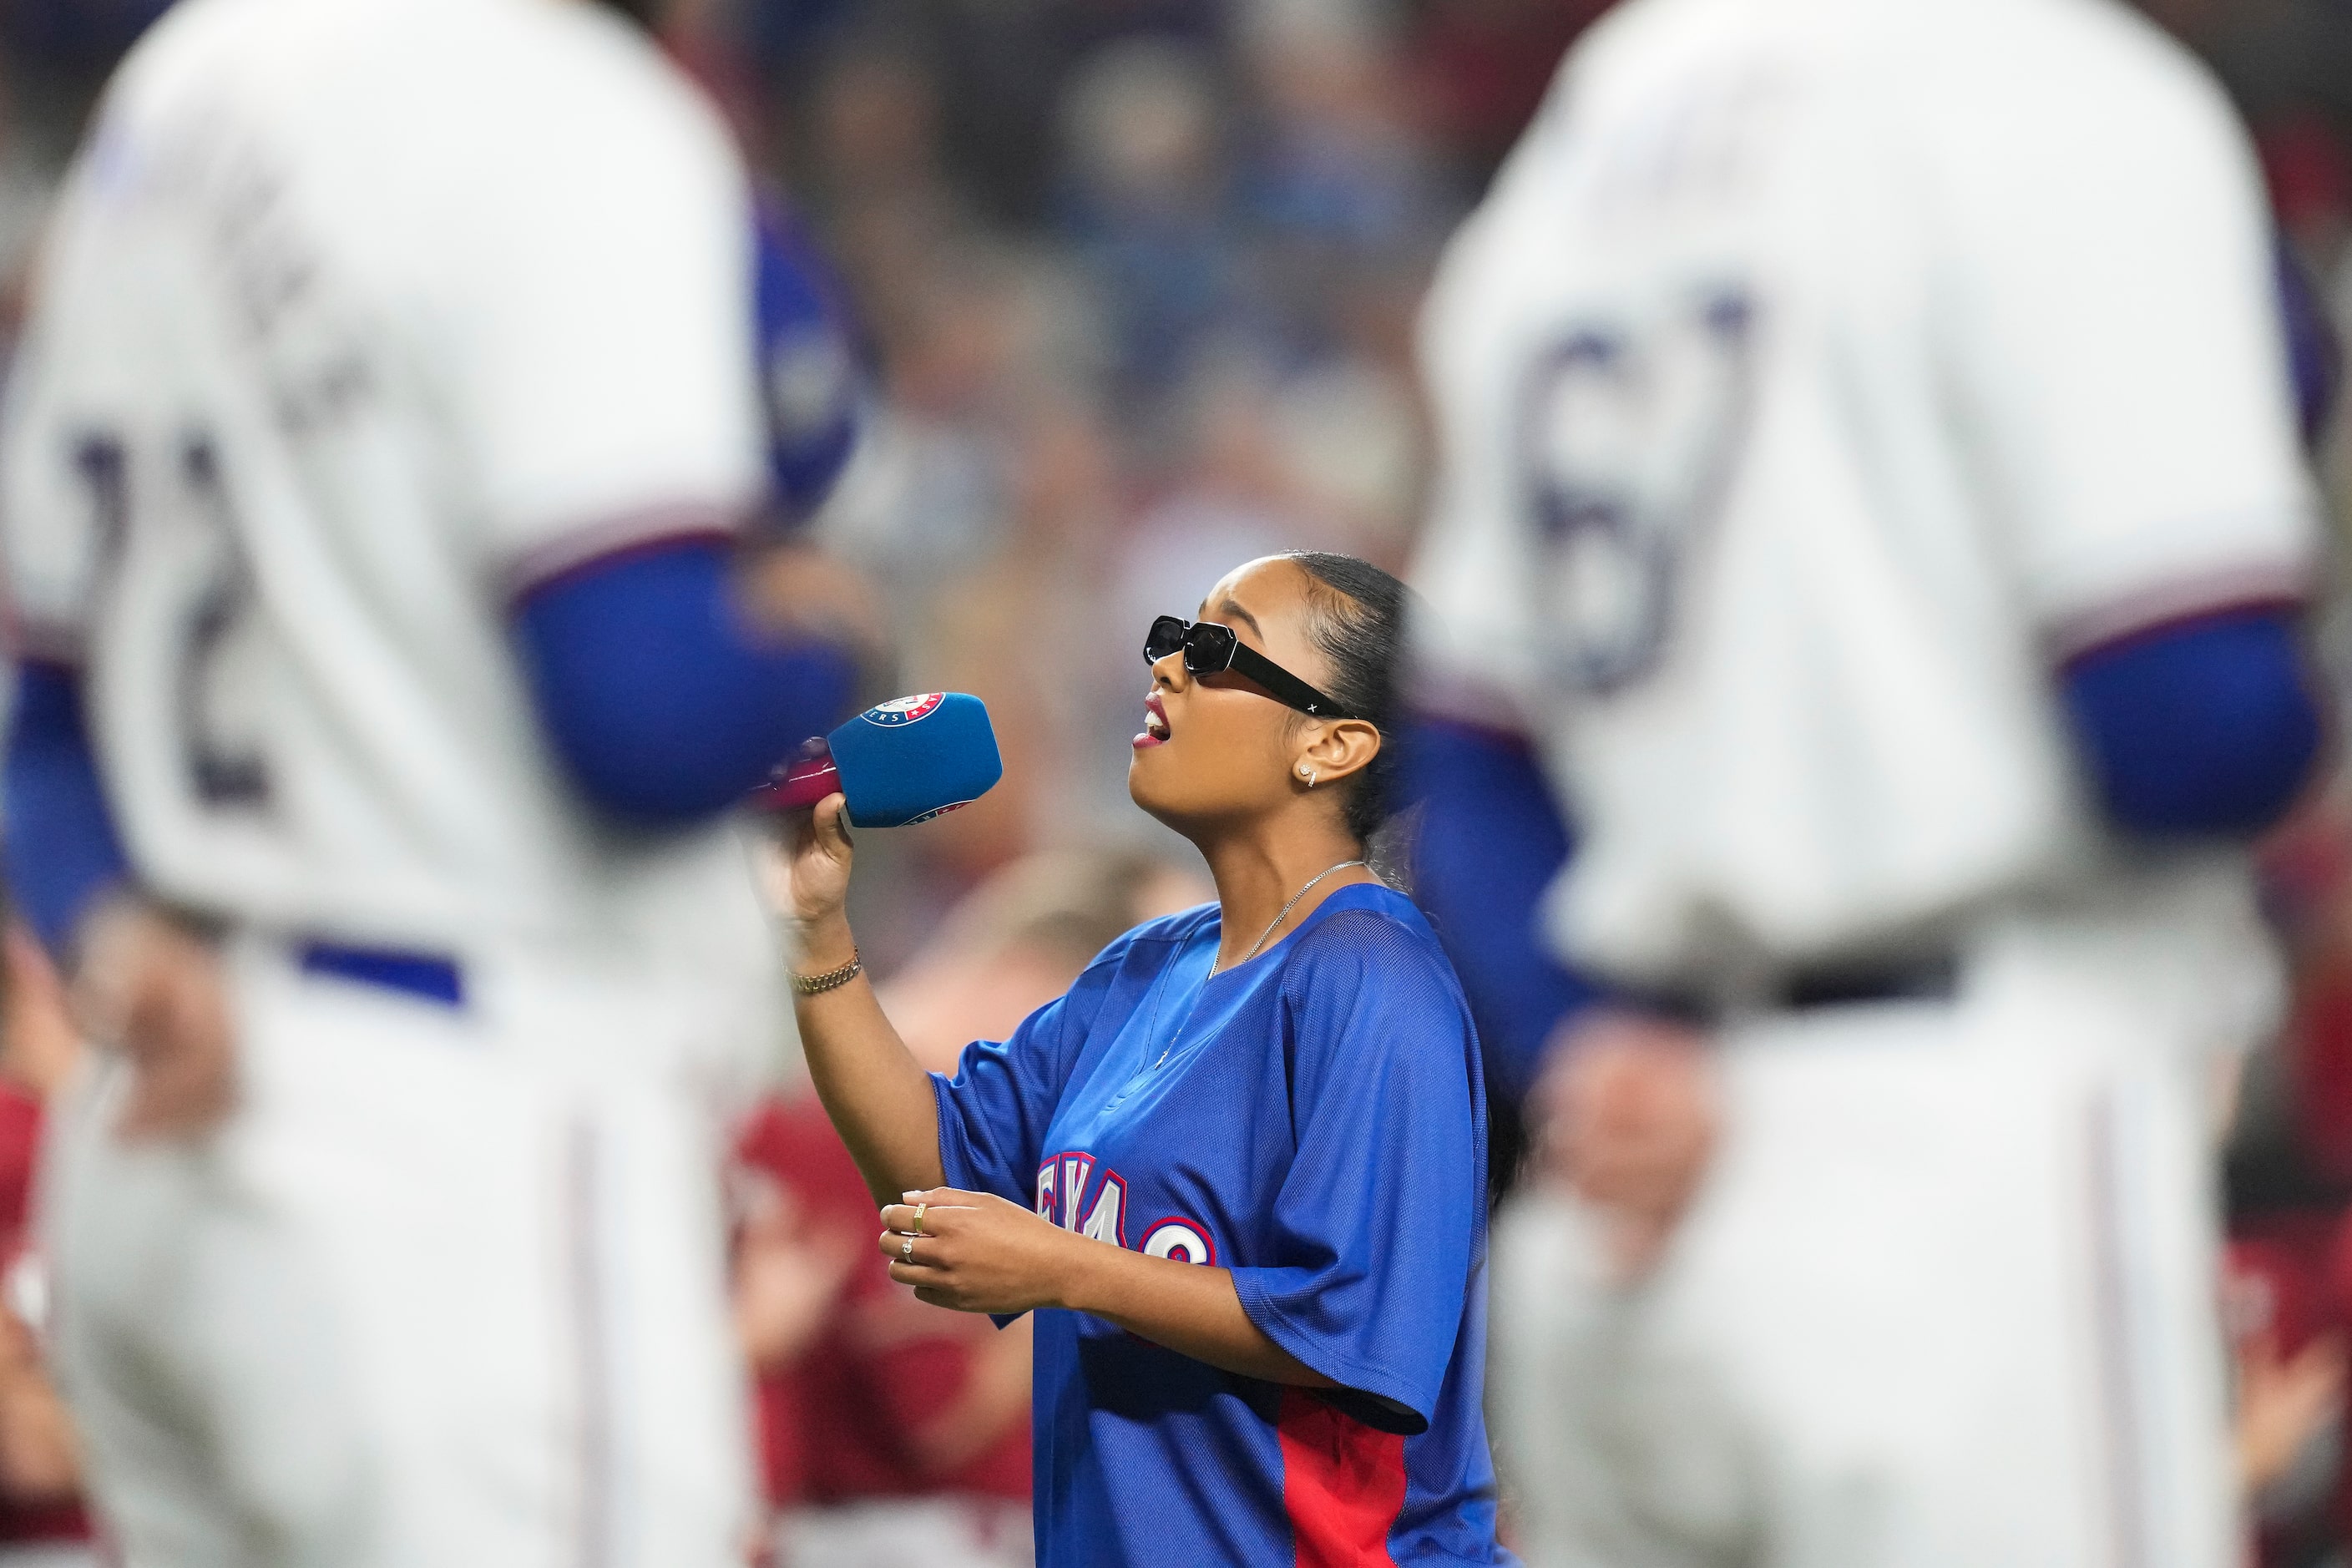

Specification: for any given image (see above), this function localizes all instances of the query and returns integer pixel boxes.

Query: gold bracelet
[791,948,863,996]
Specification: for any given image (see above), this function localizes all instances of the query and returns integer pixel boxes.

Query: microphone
[750,692,1003,827]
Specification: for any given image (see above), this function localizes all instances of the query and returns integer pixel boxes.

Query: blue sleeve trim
[1401,715,1602,1100]
[2060,608,2323,838]
[3,660,133,958]
[513,538,859,826]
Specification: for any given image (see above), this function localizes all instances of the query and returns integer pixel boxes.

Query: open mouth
[1135,693,1171,748]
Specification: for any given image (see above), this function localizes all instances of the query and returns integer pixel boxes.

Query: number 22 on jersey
[73,426,273,811]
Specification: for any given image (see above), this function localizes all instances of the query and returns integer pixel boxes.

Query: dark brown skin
[771,555,1385,1388]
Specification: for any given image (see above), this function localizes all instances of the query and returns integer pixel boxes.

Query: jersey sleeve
[440,68,767,596]
[933,950,1128,1206]
[1932,33,2319,655]
[1229,912,1484,1434]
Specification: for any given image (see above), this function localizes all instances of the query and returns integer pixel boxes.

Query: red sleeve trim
[2046,562,2312,666]
[498,505,741,604]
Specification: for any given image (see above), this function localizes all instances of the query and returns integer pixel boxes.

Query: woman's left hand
[879,1188,1093,1316]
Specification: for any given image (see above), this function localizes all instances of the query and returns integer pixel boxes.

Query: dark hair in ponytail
[1282,551,1409,847]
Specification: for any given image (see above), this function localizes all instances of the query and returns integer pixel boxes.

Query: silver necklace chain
[1214,857,1368,979]
[1148,857,1368,1070]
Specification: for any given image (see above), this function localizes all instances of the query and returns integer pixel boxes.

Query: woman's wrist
[790,913,857,976]
[1052,1232,1125,1318]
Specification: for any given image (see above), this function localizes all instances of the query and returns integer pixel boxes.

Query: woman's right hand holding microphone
[762,793,858,967]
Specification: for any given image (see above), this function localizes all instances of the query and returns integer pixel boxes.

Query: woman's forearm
[1060,1244,1334,1389]
[792,913,945,1203]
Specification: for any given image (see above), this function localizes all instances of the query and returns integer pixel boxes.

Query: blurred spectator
[903,397,1128,867]
[805,42,975,287]
[664,0,780,159]
[1403,0,1609,188]
[807,235,1120,960]
[2261,116,2352,281]
[1235,0,1449,356]
[870,846,1206,1060]
[0,919,92,1566]
[741,1089,1031,1568]
[1056,38,1246,404]
[1109,349,1416,625]
[2227,1234,2348,1566]
[2227,787,2352,1565]
[819,240,1105,620]
[2249,792,2352,1197]
[731,847,1205,1568]
[0,131,48,343]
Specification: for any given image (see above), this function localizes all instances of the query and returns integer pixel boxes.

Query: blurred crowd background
[17,0,2352,1563]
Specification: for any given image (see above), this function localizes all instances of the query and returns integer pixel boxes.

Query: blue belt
[296,941,465,1008]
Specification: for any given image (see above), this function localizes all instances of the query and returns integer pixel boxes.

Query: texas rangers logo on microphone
[861,692,946,727]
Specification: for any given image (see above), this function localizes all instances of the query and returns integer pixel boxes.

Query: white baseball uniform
[1409,0,2318,1560]
[2,0,783,1562]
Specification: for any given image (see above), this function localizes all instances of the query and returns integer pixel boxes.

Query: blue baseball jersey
[933,882,1515,1567]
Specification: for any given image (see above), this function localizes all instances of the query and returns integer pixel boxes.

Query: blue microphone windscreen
[825,693,1003,827]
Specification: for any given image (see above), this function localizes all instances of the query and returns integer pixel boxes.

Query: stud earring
[1300,766,1316,786]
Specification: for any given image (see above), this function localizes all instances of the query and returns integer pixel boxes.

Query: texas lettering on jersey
[1034,1152,1215,1264]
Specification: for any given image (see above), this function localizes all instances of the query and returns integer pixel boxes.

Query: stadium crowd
[9,0,2352,1563]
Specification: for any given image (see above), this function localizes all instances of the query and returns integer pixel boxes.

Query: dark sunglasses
[1143,615,1356,720]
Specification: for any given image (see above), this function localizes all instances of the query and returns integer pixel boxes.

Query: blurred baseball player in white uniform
[1406,0,2332,1562]
[0,0,863,1564]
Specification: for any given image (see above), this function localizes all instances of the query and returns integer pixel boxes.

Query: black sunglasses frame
[1143,615,1358,721]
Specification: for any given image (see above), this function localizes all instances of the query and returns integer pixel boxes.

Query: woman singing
[773,552,1512,1566]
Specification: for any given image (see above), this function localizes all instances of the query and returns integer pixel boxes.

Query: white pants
[1491,943,2242,1568]
[43,938,759,1568]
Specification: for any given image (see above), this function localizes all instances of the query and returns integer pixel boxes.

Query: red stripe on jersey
[1277,1388,1405,1568]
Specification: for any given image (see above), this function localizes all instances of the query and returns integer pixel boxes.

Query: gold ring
[900,1235,916,1264]
[913,1202,927,1237]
